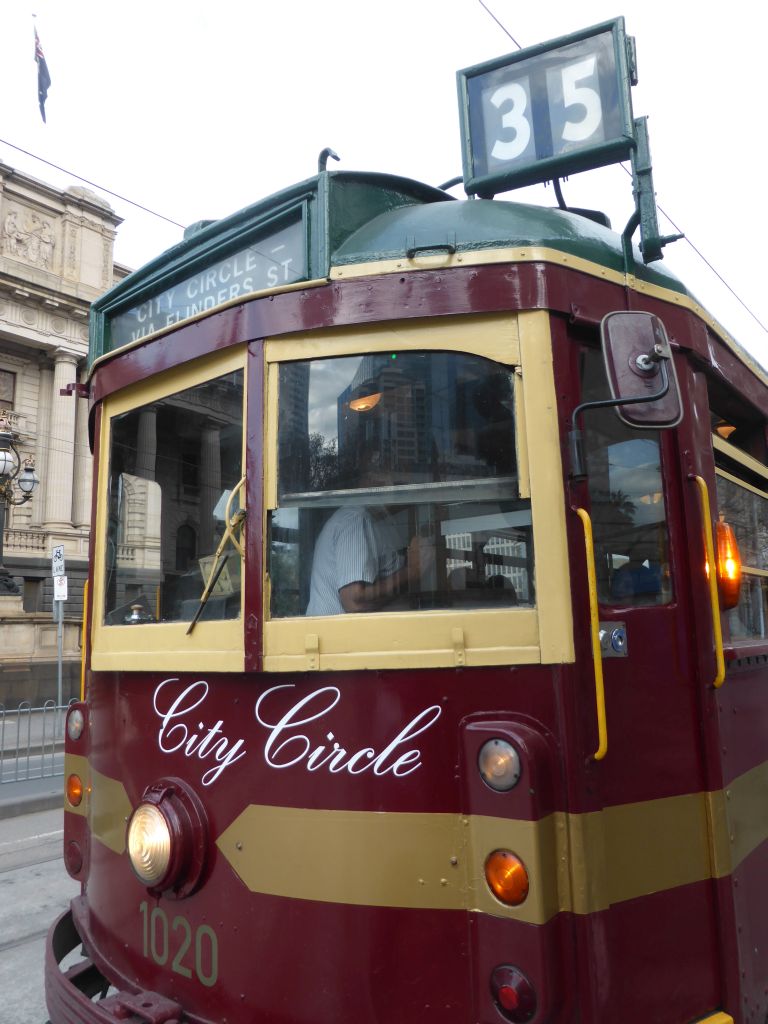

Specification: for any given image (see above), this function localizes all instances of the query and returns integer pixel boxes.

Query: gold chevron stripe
[64,752,132,855]
[70,755,768,922]
[216,765,768,921]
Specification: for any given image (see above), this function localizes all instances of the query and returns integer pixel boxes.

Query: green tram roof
[92,170,690,364]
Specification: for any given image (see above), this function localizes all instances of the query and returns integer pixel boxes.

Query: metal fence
[0,700,71,783]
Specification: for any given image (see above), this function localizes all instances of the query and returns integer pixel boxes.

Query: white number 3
[490,82,532,161]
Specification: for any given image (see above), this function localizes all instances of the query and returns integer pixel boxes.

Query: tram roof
[92,170,696,364]
[331,187,686,294]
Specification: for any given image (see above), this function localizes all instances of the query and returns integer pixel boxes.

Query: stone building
[0,160,128,705]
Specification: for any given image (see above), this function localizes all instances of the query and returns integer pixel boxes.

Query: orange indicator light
[484,849,529,905]
[66,774,84,807]
[716,520,742,609]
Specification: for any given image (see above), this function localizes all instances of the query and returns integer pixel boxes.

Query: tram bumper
[45,904,186,1024]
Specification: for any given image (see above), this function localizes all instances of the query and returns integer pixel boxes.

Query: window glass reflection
[581,348,673,606]
[716,472,768,640]
[270,351,531,617]
[104,370,243,624]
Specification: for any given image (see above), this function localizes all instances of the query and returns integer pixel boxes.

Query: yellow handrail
[575,507,608,760]
[80,578,88,702]
[692,475,726,688]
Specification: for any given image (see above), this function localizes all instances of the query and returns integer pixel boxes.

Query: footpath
[0,775,62,819]
[0,707,65,820]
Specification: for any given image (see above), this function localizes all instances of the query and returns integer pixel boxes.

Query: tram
[46,19,767,1024]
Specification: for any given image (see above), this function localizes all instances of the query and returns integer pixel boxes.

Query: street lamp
[0,416,39,594]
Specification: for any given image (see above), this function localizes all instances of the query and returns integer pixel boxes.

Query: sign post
[52,545,66,722]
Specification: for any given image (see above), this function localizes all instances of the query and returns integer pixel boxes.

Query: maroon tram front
[44,41,768,1011]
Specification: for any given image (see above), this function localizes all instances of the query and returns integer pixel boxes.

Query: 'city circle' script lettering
[151,679,442,784]
[254,685,442,777]
[153,678,246,786]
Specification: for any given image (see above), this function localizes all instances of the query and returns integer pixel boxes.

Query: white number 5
[561,57,602,142]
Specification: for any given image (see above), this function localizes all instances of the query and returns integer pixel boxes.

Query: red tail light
[490,965,537,1023]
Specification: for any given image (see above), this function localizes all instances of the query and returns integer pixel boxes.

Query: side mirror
[601,311,682,428]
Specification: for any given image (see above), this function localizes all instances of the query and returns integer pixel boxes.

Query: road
[0,809,80,1024]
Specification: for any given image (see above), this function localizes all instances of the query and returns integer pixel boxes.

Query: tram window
[715,471,768,641]
[104,370,244,625]
[269,351,532,617]
[581,348,673,606]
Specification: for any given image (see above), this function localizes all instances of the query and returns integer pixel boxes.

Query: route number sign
[458,19,636,196]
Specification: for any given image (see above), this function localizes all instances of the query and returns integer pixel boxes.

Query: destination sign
[458,19,635,196]
[110,217,306,349]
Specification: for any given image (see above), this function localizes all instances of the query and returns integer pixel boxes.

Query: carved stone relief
[1,205,57,271]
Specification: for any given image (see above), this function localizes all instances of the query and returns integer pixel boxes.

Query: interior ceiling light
[349,392,383,412]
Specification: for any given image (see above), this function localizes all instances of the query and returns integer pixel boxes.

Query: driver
[306,393,432,615]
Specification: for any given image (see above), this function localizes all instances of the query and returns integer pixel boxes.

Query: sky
[3,0,768,371]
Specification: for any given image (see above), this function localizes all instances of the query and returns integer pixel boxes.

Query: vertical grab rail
[80,578,88,702]
[575,507,608,760]
[692,475,726,688]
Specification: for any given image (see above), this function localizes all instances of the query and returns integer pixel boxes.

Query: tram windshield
[269,350,533,617]
[103,369,244,625]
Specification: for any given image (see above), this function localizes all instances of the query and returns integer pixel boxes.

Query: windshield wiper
[186,477,246,635]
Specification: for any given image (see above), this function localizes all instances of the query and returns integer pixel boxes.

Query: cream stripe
[76,753,768,920]
[330,246,768,391]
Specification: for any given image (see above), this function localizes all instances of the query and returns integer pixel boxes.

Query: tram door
[576,342,724,1022]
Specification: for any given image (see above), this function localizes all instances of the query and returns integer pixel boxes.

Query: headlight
[478,738,521,791]
[67,707,85,742]
[125,779,208,898]
[127,803,172,886]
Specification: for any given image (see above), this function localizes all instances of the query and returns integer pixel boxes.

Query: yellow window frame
[262,311,574,672]
[91,347,247,673]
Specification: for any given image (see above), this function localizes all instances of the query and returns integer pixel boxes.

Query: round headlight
[127,803,172,886]
[478,738,521,792]
[67,708,85,742]
[125,779,209,898]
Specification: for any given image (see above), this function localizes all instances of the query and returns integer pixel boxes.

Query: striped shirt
[306,506,404,616]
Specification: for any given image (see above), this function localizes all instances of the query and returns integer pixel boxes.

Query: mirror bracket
[569,311,682,479]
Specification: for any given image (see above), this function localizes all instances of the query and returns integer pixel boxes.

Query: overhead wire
[0,137,185,229]
[475,0,768,340]
[3,8,766,342]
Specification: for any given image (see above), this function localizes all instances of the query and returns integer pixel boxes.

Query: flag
[35,28,51,123]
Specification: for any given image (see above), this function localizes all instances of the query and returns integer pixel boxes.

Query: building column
[31,358,54,528]
[72,364,92,529]
[199,422,221,555]
[135,406,157,481]
[43,349,79,530]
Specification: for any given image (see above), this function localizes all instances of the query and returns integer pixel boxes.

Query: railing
[3,528,47,552]
[0,700,73,783]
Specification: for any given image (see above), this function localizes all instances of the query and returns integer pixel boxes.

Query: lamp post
[0,416,40,595]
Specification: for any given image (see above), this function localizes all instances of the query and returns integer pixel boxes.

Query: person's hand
[407,533,435,583]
